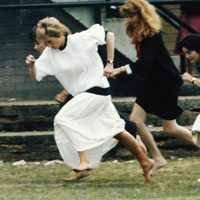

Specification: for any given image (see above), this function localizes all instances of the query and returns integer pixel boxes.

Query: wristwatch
[106,59,114,64]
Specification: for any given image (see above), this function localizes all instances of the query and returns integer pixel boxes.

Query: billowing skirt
[136,94,182,120]
[54,92,125,168]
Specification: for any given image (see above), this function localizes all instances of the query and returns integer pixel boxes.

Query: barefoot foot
[65,170,90,181]
[142,158,155,184]
[72,163,92,173]
[149,158,167,176]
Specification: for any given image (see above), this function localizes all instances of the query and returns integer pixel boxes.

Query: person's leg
[130,103,166,175]
[162,119,193,144]
[54,89,70,104]
[113,111,147,154]
[73,151,92,172]
[136,135,148,155]
[115,131,154,183]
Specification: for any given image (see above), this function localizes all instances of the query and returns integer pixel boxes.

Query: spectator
[174,3,200,74]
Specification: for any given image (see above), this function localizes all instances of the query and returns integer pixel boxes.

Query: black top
[130,32,183,97]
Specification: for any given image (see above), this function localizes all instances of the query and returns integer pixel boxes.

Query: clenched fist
[25,54,36,65]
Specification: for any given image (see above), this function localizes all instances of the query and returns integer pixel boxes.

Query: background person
[177,33,200,146]
[177,33,200,86]
[174,3,200,75]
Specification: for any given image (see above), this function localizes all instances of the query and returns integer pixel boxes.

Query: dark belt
[85,87,111,96]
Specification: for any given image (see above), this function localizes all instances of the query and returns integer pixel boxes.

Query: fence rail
[0,0,199,9]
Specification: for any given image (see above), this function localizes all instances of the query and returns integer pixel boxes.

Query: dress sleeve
[34,48,54,81]
[82,24,106,46]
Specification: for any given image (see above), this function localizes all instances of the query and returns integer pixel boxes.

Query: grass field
[0,157,200,200]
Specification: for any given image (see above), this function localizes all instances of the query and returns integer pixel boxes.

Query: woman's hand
[181,72,193,82]
[25,54,36,80]
[103,63,114,78]
[25,54,36,65]
[110,66,126,79]
[181,72,200,87]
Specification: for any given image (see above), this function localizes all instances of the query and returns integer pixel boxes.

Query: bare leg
[115,131,154,183]
[73,151,92,172]
[162,120,193,144]
[163,120,199,149]
[54,89,70,104]
[136,135,148,155]
[130,103,166,175]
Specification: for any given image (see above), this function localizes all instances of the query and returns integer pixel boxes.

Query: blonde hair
[120,0,162,43]
[36,17,71,41]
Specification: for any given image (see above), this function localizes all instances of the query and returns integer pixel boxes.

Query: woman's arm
[110,64,132,79]
[182,72,200,87]
[103,32,114,77]
[25,54,36,80]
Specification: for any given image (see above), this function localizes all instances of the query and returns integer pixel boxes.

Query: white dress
[192,114,200,146]
[35,24,125,168]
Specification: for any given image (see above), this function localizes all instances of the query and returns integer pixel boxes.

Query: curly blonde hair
[120,0,162,43]
[36,17,71,41]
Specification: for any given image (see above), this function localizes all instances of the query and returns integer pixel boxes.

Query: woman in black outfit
[120,0,195,175]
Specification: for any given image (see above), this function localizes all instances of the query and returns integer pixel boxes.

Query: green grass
[0,157,200,200]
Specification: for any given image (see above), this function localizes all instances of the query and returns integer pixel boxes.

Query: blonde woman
[120,0,196,175]
[26,17,154,183]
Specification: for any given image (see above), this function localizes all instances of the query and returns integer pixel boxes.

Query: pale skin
[34,40,46,54]
[26,30,154,183]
